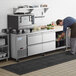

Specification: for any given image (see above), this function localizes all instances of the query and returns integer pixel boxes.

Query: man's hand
[57,32,65,41]
[57,38,61,41]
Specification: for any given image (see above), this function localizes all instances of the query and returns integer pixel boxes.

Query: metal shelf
[13,6,49,18]
[0,45,8,48]
[35,16,45,18]
[56,46,66,50]
[0,57,8,60]
[0,33,9,61]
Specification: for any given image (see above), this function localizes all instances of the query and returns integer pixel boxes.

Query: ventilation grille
[17,49,27,58]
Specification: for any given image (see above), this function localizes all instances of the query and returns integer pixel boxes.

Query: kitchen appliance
[11,34,27,61]
[7,14,34,30]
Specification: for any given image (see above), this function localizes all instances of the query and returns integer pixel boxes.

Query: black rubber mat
[2,52,76,75]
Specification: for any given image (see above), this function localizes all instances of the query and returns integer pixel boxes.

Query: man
[56,17,76,55]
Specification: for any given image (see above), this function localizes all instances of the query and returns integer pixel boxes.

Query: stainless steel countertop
[10,26,63,35]
[26,26,63,35]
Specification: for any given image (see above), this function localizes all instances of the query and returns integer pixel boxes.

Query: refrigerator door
[28,44,43,56]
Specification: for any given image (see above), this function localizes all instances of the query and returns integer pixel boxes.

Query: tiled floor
[21,59,76,76]
[0,51,76,76]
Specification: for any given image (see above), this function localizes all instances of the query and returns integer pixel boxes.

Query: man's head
[56,19,63,26]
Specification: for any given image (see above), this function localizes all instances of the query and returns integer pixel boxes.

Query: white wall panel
[0,0,76,31]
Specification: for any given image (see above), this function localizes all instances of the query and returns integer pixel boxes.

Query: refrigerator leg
[6,58,8,61]
[16,59,19,62]
[65,46,68,51]
[41,53,45,56]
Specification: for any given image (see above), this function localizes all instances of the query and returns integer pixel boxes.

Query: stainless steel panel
[28,44,43,56]
[28,33,42,45]
[43,32,55,42]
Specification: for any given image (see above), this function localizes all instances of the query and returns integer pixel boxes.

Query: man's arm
[57,32,65,41]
